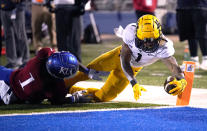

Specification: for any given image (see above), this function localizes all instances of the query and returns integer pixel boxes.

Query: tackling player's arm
[78,62,109,81]
[120,43,146,100]
[161,56,187,95]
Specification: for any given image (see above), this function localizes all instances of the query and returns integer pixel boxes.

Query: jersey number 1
[19,73,35,90]
[135,53,142,62]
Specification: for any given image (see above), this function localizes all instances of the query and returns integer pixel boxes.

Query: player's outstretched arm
[161,56,187,95]
[161,56,184,79]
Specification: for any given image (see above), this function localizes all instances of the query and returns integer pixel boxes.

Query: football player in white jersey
[64,14,187,102]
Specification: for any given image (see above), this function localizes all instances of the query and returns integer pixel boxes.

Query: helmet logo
[46,52,78,79]
[59,67,73,76]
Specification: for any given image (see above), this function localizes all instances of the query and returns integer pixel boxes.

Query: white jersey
[121,23,175,67]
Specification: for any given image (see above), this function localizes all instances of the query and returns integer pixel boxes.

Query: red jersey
[10,48,67,104]
[133,0,157,13]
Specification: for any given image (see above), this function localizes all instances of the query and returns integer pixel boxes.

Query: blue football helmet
[46,52,79,79]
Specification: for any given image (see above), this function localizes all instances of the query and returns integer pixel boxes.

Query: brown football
[164,76,177,94]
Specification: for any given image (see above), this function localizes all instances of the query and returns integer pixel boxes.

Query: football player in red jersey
[0,48,108,105]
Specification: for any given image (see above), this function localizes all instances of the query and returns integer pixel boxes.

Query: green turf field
[0,35,206,114]
[0,102,165,114]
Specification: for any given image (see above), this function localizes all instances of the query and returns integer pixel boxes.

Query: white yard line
[75,81,207,108]
[0,106,179,117]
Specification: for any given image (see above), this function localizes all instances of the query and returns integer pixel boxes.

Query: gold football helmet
[135,14,162,53]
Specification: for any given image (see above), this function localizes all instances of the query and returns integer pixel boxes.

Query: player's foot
[200,56,207,71]
[190,56,200,69]
[70,90,94,103]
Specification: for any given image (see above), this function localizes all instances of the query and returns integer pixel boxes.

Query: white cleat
[200,56,207,71]
[190,56,200,69]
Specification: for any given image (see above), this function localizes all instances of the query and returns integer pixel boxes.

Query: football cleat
[200,56,207,70]
[70,90,95,103]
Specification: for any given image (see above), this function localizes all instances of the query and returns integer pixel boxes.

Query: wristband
[79,65,90,75]
[130,79,137,87]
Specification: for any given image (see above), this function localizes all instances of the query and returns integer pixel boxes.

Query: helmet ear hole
[46,52,79,79]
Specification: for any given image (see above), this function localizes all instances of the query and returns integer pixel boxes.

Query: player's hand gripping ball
[164,76,177,95]
[164,76,187,96]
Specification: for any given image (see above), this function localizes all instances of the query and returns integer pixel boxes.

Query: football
[164,76,177,94]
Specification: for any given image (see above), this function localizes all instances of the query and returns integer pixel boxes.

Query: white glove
[0,80,13,104]
[88,69,110,81]
[114,25,124,38]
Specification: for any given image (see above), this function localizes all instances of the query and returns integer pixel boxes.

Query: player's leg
[194,9,207,70]
[69,85,99,95]
[69,46,142,102]
[94,66,142,102]
[44,8,57,49]
[69,69,129,103]
[87,46,122,70]
[71,67,142,103]
[32,5,43,52]
[65,46,122,88]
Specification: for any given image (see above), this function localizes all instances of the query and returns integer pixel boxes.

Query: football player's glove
[69,90,96,103]
[168,78,187,96]
[88,69,110,81]
[133,83,147,101]
[0,80,13,104]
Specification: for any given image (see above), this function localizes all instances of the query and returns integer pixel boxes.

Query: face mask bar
[135,38,160,53]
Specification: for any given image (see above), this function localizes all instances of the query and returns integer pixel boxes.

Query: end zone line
[0,106,179,117]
